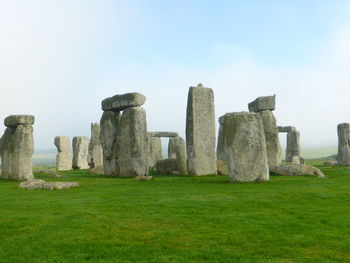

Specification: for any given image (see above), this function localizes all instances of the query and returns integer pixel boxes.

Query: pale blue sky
[1,0,350,150]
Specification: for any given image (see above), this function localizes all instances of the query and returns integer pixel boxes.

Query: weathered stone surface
[337,123,350,166]
[148,132,178,138]
[0,122,34,181]
[173,136,188,175]
[258,110,281,167]
[292,156,301,164]
[216,115,225,161]
[155,159,177,174]
[19,179,80,190]
[102,92,146,112]
[278,126,296,133]
[90,166,105,175]
[270,164,325,178]
[286,130,301,162]
[248,95,275,112]
[217,160,228,176]
[100,111,120,176]
[223,112,269,182]
[186,84,217,175]
[4,115,35,127]
[118,107,148,177]
[72,136,89,170]
[147,136,163,171]
[168,138,177,159]
[54,136,72,171]
[88,123,103,169]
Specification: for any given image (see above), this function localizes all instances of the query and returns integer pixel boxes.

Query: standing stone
[54,136,72,171]
[186,84,216,175]
[88,123,103,169]
[168,138,177,159]
[118,107,148,177]
[173,136,188,175]
[223,112,269,182]
[286,130,301,163]
[337,123,350,165]
[72,136,89,170]
[0,115,35,180]
[258,110,281,167]
[147,136,163,171]
[216,115,225,161]
[100,111,120,176]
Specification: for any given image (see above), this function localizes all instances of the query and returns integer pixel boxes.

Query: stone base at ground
[90,166,104,175]
[217,160,228,176]
[19,179,80,190]
[134,175,153,181]
[155,159,178,174]
[270,164,325,178]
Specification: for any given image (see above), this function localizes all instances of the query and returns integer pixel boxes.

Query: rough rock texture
[54,136,72,171]
[155,159,178,174]
[4,115,35,127]
[270,164,325,178]
[292,156,301,164]
[90,166,105,175]
[217,160,228,176]
[216,115,225,161]
[248,95,275,112]
[147,136,163,171]
[88,123,103,169]
[186,84,217,175]
[118,107,148,177]
[286,130,301,162]
[258,110,281,167]
[148,132,178,138]
[100,111,120,176]
[337,123,350,166]
[223,112,269,182]
[102,92,146,112]
[278,126,296,133]
[168,138,177,159]
[19,179,80,190]
[173,136,188,175]
[0,117,34,181]
[72,136,90,170]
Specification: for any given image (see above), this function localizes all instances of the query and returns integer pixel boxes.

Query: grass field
[0,162,350,263]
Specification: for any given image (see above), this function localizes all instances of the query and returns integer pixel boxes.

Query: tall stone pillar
[88,123,103,169]
[186,83,216,175]
[337,123,350,165]
[54,136,72,171]
[286,130,301,163]
[72,136,89,170]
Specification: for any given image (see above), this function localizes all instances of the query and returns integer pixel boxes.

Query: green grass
[1,163,350,263]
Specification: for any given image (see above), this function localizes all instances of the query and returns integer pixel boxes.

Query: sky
[1,0,350,151]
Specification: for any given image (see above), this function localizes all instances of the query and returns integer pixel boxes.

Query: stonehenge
[100,92,148,177]
[54,136,72,171]
[249,95,281,167]
[0,115,35,180]
[147,135,163,171]
[222,112,269,182]
[186,83,217,175]
[72,136,89,169]
[278,126,302,163]
[88,123,103,169]
[337,123,350,165]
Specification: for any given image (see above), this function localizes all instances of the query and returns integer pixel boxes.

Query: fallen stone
[186,83,217,175]
[148,132,178,138]
[19,179,46,189]
[134,175,153,181]
[217,160,228,176]
[54,136,72,171]
[19,179,79,190]
[270,164,325,178]
[248,95,275,112]
[337,123,350,166]
[323,161,337,165]
[4,115,35,127]
[72,136,90,170]
[223,112,269,182]
[102,92,146,112]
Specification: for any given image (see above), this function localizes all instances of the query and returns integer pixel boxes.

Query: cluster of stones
[100,92,148,177]
[0,115,35,180]
[278,126,303,164]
